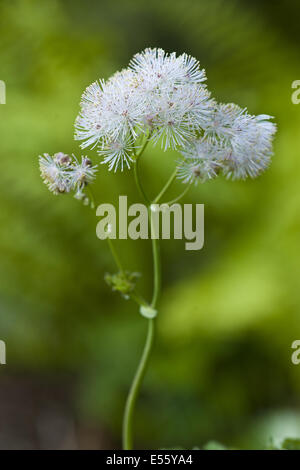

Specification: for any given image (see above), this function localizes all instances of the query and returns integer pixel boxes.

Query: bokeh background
[0,0,300,450]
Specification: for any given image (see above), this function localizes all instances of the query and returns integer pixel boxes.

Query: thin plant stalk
[133,136,151,204]
[122,162,177,450]
[166,184,191,205]
[122,234,160,450]
[153,168,178,204]
[107,237,124,274]
[122,317,156,450]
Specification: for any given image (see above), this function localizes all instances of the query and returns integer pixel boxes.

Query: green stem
[134,157,150,204]
[130,290,148,307]
[122,317,155,450]
[165,184,191,205]
[150,235,161,308]
[122,234,161,450]
[123,149,162,450]
[134,138,151,204]
[107,237,124,273]
[86,185,96,209]
[153,168,178,204]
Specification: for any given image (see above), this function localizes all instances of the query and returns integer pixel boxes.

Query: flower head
[129,48,212,150]
[74,48,213,169]
[222,113,277,179]
[129,48,206,92]
[75,69,146,151]
[71,156,97,186]
[203,102,245,142]
[149,83,213,150]
[98,134,135,172]
[177,138,223,184]
[39,152,97,204]
[178,109,276,182]
[39,153,71,194]
[73,48,276,177]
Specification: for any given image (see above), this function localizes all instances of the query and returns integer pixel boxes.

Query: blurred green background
[0,0,300,450]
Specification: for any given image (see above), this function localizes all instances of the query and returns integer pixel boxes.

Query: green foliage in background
[1,0,300,449]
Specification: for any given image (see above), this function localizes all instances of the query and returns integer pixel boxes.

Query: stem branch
[133,138,151,204]
[165,184,191,205]
[107,237,124,273]
[153,168,178,204]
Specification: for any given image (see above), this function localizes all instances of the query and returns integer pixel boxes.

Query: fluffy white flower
[74,81,105,148]
[148,84,213,150]
[39,153,98,200]
[181,53,208,85]
[223,113,277,179]
[75,70,146,151]
[71,156,98,186]
[74,48,276,175]
[129,48,212,150]
[98,134,135,172]
[75,48,214,168]
[39,153,71,194]
[129,48,206,92]
[177,138,223,184]
[99,70,146,140]
[178,108,276,183]
[200,103,276,180]
[203,102,245,142]
[53,152,72,166]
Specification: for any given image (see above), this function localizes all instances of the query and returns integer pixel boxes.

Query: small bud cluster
[104,271,141,300]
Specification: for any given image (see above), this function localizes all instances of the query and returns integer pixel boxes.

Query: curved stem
[86,185,96,209]
[136,135,151,160]
[107,237,124,273]
[153,168,178,204]
[122,235,161,450]
[123,149,162,450]
[150,236,161,308]
[122,318,155,450]
[165,184,191,205]
[133,138,151,204]
[130,290,148,307]
[134,157,150,204]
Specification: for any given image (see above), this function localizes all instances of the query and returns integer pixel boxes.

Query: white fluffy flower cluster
[75,48,276,181]
[39,152,97,204]
[178,103,277,182]
[75,48,213,171]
